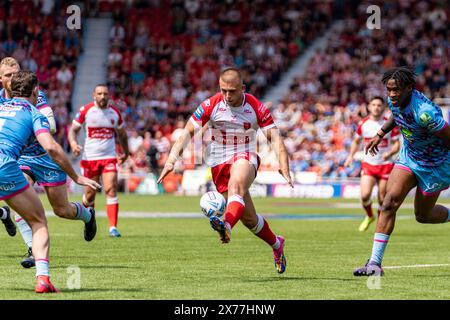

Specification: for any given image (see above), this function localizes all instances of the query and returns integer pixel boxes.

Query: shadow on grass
[242,276,359,283]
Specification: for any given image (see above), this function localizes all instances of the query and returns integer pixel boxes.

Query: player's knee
[361,193,371,203]
[227,181,245,197]
[381,194,402,213]
[105,189,117,198]
[414,208,432,224]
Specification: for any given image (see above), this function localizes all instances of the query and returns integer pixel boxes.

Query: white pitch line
[384,264,450,269]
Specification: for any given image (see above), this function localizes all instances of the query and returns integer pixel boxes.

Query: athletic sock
[250,214,278,247]
[369,233,390,265]
[15,215,33,248]
[0,207,7,220]
[72,202,92,223]
[106,196,119,228]
[35,259,50,277]
[362,200,373,218]
[447,208,450,221]
[223,195,245,229]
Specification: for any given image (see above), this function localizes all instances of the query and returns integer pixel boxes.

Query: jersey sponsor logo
[419,112,432,125]
[40,118,50,129]
[244,108,252,114]
[87,127,115,139]
[218,107,227,112]
[193,105,204,120]
[400,127,413,140]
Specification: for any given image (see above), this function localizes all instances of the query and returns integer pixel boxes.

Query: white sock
[35,259,50,277]
[272,237,281,250]
[15,215,33,248]
[0,207,7,220]
[109,226,117,232]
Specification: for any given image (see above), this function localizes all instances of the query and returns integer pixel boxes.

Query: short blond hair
[0,57,20,68]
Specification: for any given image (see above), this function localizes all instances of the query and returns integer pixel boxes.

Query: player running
[344,97,400,231]
[0,57,98,269]
[157,67,293,274]
[68,84,130,237]
[354,67,450,276]
[0,70,101,293]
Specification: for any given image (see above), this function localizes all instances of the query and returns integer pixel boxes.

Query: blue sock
[447,208,450,221]
[35,259,50,277]
[369,233,390,265]
[72,202,92,223]
[15,215,33,248]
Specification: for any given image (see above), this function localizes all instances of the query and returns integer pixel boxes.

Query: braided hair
[381,66,416,88]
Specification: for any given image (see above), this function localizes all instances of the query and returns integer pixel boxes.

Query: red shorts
[361,162,394,180]
[80,158,118,178]
[211,153,260,194]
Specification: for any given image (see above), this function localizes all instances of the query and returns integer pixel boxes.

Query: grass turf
[1,194,450,299]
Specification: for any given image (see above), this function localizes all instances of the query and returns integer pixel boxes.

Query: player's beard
[97,99,108,108]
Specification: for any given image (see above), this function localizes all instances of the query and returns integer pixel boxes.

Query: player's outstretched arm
[116,126,130,164]
[36,132,102,191]
[68,124,82,156]
[157,120,197,183]
[344,136,362,167]
[265,127,294,188]
[365,115,396,156]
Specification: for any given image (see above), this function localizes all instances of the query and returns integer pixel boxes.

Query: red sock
[106,197,119,228]
[363,202,373,218]
[251,214,277,246]
[224,195,245,229]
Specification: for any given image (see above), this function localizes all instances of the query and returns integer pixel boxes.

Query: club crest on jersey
[244,108,252,114]
[111,119,115,125]
[243,122,251,130]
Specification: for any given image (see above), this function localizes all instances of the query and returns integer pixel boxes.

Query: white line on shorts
[384,264,450,269]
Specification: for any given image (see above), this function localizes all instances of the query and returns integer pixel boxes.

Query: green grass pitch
[1,194,450,300]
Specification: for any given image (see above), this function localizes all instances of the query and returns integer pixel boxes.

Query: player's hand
[117,152,130,165]
[365,135,382,156]
[157,162,174,184]
[75,176,102,191]
[278,168,294,188]
[344,156,353,167]
[382,152,391,161]
[70,142,82,157]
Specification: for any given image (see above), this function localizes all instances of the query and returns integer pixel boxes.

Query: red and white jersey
[190,93,276,167]
[356,116,400,165]
[72,102,124,161]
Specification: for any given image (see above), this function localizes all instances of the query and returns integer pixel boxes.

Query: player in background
[69,84,130,237]
[344,97,400,231]
[354,67,450,276]
[0,70,101,293]
[158,67,293,274]
[0,57,98,269]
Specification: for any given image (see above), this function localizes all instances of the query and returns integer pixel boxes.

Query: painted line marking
[384,264,450,270]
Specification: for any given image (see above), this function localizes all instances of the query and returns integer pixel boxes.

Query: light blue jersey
[388,90,449,195]
[0,98,50,200]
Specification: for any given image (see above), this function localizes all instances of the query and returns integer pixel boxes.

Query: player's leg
[5,187,58,293]
[44,184,97,241]
[240,192,286,274]
[413,191,448,223]
[412,161,450,224]
[0,204,16,236]
[358,175,377,231]
[354,166,416,276]
[14,172,36,268]
[210,159,255,243]
[102,171,120,237]
[80,160,98,208]
[377,178,388,216]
